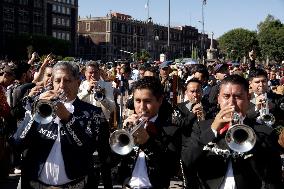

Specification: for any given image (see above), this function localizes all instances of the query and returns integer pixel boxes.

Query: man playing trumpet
[78,61,115,122]
[116,77,181,189]
[182,75,283,189]
[10,62,113,189]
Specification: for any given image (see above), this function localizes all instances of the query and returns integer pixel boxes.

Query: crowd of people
[0,51,284,189]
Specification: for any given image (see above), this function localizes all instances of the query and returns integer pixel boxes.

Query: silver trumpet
[225,111,256,153]
[109,113,148,155]
[93,83,105,101]
[33,91,67,124]
[259,94,275,127]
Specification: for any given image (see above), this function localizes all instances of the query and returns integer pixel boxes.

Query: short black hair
[220,74,249,93]
[132,76,163,99]
[192,64,209,80]
[186,78,202,87]
[248,68,268,81]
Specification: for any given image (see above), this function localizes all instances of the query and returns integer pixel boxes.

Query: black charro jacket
[181,118,283,189]
[9,97,112,188]
[117,115,181,189]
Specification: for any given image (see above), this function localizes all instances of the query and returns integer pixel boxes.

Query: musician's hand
[39,90,61,101]
[211,105,234,132]
[56,102,71,122]
[192,103,202,115]
[123,114,140,128]
[28,85,43,97]
[132,127,150,145]
[255,94,265,110]
[88,78,98,92]
[278,129,284,148]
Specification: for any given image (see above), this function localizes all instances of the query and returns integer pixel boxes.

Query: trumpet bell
[225,124,256,153]
[261,113,275,127]
[109,129,134,155]
[33,100,54,124]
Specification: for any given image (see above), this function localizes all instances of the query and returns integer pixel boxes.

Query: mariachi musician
[159,61,183,107]
[173,78,209,137]
[112,77,181,189]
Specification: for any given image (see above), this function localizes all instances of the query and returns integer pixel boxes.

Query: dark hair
[186,78,202,87]
[192,64,209,80]
[132,76,163,99]
[220,74,249,93]
[248,68,268,81]
[12,62,31,80]
[144,66,159,77]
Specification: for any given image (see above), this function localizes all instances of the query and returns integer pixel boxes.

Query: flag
[145,0,149,9]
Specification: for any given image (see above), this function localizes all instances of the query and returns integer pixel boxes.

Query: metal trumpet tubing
[109,114,148,155]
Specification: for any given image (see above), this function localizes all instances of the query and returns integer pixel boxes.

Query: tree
[133,49,151,62]
[257,15,284,63]
[218,28,258,61]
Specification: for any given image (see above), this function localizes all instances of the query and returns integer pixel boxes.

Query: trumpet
[109,113,148,155]
[193,98,205,121]
[259,94,275,127]
[32,91,67,124]
[93,83,105,101]
[225,111,256,153]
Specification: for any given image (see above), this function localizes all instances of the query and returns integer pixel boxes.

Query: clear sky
[78,0,284,38]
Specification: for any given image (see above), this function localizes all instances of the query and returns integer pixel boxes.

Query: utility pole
[201,0,206,62]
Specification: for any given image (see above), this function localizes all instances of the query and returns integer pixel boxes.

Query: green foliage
[63,57,74,61]
[218,28,258,61]
[134,49,151,62]
[257,15,284,62]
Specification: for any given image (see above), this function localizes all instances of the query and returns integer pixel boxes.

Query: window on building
[112,22,117,32]
[52,17,57,25]
[18,9,29,23]
[34,0,42,8]
[52,4,57,12]
[53,31,57,38]
[121,24,125,33]
[66,7,70,15]
[3,7,14,21]
[66,33,70,40]
[61,18,65,26]
[33,12,42,24]
[3,22,14,32]
[86,22,90,31]
[62,6,66,14]
[66,19,70,26]
[19,0,28,5]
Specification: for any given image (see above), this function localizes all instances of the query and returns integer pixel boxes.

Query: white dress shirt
[77,79,115,121]
[128,115,158,188]
[38,100,75,185]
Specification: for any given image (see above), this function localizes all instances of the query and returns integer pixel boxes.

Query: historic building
[0,0,78,58]
[77,12,209,62]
